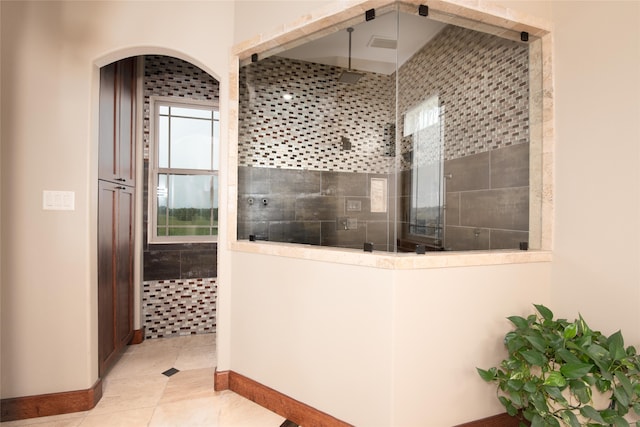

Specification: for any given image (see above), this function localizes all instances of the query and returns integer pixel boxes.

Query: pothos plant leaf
[560,362,594,379]
[561,409,581,427]
[609,330,627,361]
[544,372,567,388]
[579,405,606,423]
[476,367,496,382]
[508,315,531,330]
[478,304,640,427]
[534,304,554,321]
[564,322,578,339]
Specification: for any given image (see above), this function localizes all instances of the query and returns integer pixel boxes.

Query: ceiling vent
[368,35,397,50]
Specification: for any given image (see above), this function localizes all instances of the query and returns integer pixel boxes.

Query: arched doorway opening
[96,53,221,377]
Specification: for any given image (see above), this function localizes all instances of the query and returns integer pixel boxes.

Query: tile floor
[1,334,287,427]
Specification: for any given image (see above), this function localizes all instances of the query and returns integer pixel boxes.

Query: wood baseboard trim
[128,327,145,345]
[214,368,230,391]
[214,370,523,427]
[1,379,103,422]
[215,370,352,427]
[455,412,527,427]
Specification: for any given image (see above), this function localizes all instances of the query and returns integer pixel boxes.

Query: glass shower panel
[395,10,447,252]
[236,3,537,253]
[237,8,399,252]
[396,9,532,251]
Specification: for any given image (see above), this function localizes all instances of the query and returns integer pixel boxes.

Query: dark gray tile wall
[237,152,528,252]
[490,141,530,188]
[459,187,529,230]
[444,226,491,251]
[237,167,395,251]
[444,152,491,192]
[444,143,529,250]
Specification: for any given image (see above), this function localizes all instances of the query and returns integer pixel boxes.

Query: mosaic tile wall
[142,55,218,283]
[397,24,529,163]
[143,278,217,339]
[143,55,219,160]
[239,57,395,173]
[238,24,528,173]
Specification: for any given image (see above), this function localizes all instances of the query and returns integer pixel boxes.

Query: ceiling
[277,11,447,75]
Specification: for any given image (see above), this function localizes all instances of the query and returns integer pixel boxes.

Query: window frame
[403,96,445,247]
[148,96,219,244]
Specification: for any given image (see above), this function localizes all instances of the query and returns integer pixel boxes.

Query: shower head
[339,70,364,84]
[339,27,364,84]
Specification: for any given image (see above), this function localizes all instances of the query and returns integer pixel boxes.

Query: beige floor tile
[126,337,183,355]
[175,333,216,349]
[91,374,168,415]
[149,396,219,427]
[174,344,216,371]
[0,413,86,427]
[217,391,285,427]
[129,334,214,355]
[79,408,154,427]
[159,368,216,405]
[2,335,285,427]
[105,347,179,380]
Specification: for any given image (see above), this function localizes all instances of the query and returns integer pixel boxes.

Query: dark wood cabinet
[98,57,136,377]
[99,58,136,187]
[98,182,134,376]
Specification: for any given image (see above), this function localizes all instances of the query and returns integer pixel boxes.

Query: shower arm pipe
[347,27,353,70]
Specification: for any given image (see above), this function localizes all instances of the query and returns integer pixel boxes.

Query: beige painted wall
[494,0,640,344]
[228,0,639,425]
[0,0,235,398]
[230,252,395,426]
[391,263,551,425]
[548,0,640,340]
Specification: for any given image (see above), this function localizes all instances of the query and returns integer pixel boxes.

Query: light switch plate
[43,190,75,211]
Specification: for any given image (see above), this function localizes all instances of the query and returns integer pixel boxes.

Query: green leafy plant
[477,304,640,427]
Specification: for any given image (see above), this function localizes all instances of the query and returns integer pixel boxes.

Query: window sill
[230,240,552,270]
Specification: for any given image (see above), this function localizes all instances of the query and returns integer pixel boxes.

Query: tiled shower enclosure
[238,15,531,252]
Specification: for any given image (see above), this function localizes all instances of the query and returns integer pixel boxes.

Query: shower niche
[236,3,541,253]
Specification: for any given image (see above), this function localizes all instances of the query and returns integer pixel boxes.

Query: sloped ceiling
[277,11,447,75]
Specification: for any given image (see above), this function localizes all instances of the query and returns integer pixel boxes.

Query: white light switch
[43,190,75,211]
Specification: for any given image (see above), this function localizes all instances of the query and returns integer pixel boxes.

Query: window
[149,97,219,243]
[403,96,444,245]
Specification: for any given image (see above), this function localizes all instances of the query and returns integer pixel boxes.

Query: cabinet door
[117,58,136,186]
[115,185,134,350]
[98,181,134,377]
[98,63,117,183]
[98,58,136,185]
[98,181,117,376]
